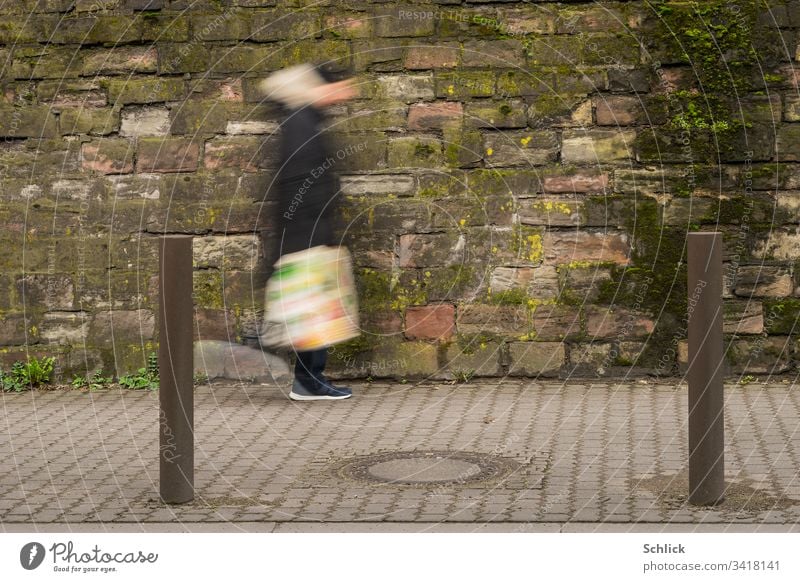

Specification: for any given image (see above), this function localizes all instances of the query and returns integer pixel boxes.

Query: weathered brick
[375,6,435,37]
[567,342,614,376]
[352,38,409,72]
[561,129,636,163]
[408,101,463,130]
[435,71,495,98]
[136,137,200,173]
[483,131,558,167]
[457,304,529,336]
[60,107,120,136]
[733,266,793,298]
[141,13,190,42]
[544,171,608,193]
[785,95,800,122]
[204,136,263,172]
[40,311,89,344]
[0,313,38,346]
[388,135,443,169]
[594,95,663,126]
[496,70,554,97]
[157,43,211,74]
[89,309,155,345]
[442,124,483,168]
[518,198,582,227]
[724,301,764,335]
[725,337,793,374]
[752,230,800,260]
[340,174,416,197]
[81,138,135,175]
[105,78,184,105]
[528,94,593,127]
[508,341,564,376]
[0,106,57,138]
[405,304,455,340]
[777,124,800,161]
[399,232,465,268]
[193,235,260,270]
[250,10,321,41]
[120,107,170,137]
[542,231,629,265]
[81,46,157,76]
[192,11,251,41]
[404,44,460,69]
[465,100,527,129]
[334,103,407,132]
[106,174,161,200]
[324,13,373,39]
[531,304,583,341]
[462,40,525,68]
[444,341,503,377]
[526,36,582,66]
[328,338,440,379]
[15,274,74,310]
[193,308,236,342]
[585,306,654,339]
[375,74,435,102]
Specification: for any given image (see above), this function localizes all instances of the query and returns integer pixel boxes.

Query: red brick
[542,231,629,265]
[204,137,261,171]
[136,137,200,173]
[585,307,655,339]
[408,101,463,130]
[405,304,455,340]
[81,138,134,174]
[595,95,652,126]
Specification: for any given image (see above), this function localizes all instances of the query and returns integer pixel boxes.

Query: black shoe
[289,378,352,401]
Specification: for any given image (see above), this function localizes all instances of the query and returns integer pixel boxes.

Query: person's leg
[294,347,327,390]
[290,347,350,400]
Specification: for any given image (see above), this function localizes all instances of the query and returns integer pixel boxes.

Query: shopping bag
[260,245,360,351]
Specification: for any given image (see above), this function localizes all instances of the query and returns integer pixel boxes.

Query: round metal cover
[335,451,519,486]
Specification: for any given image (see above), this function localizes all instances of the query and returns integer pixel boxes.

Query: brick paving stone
[2,382,800,525]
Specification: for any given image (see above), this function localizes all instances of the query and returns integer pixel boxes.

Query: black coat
[271,104,340,257]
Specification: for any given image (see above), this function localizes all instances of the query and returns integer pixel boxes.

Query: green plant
[0,356,55,392]
[452,369,476,384]
[119,353,159,390]
[72,370,113,391]
[739,375,756,385]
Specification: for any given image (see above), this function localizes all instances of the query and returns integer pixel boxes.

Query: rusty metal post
[158,235,194,504]
[687,232,725,506]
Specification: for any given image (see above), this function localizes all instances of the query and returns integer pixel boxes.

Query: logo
[20,542,46,570]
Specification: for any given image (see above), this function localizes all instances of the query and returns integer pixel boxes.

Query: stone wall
[1,0,798,381]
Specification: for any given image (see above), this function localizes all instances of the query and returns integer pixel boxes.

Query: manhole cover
[334,451,519,486]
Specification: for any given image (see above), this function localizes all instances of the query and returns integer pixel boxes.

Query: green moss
[357,268,427,314]
[423,265,475,299]
[193,270,224,309]
[488,288,529,305]
[763,299,800,334]
[415,143,436,158]
[649,1,778,162]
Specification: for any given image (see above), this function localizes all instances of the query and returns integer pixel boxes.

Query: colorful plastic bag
[260,245,360,351]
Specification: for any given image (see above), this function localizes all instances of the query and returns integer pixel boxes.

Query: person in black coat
[260,62,358,401]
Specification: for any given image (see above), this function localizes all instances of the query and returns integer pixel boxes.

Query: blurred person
[259,62,359,401]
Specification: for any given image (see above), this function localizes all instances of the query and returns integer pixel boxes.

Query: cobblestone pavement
[1,380,799,528]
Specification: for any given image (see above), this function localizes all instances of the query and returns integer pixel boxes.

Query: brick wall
[1,0,798,381]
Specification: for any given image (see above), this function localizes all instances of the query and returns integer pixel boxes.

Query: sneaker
[289,378,352,401]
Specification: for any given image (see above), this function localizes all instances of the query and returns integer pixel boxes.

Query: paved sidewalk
[2,379,799,531]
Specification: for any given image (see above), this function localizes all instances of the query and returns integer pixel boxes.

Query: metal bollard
[158,235,194,504]
[686,232,725,506]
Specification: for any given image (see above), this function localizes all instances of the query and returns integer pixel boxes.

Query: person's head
[259,62,358,110]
